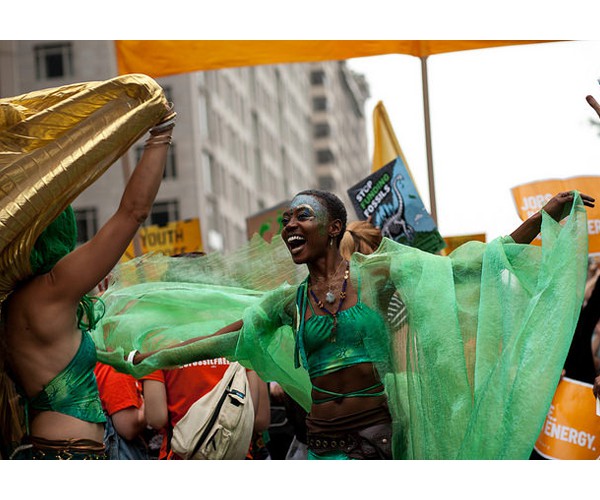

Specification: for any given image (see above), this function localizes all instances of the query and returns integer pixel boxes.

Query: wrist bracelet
[144,139,172,149]
[150,120,176,135]
[127,350,138,364]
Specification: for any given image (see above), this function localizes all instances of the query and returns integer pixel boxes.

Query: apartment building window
[316,148,334,164]
[202,151,219,194]
[74,207,97,244]
[135,143,177,179]
[34,43,73,79]
[150,200,179,226]
[314,122,330,138]
[206,198,220,232]
[310,70,326,85]
[312,96,327,112]
[198,93,210,140]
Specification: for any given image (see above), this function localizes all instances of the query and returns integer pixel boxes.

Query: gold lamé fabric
[0,74,169,303]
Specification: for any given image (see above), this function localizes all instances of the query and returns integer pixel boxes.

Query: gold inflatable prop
[0,74,168,303]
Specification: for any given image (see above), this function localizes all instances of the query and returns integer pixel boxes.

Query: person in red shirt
[142,357,270,459]
[94,362,149,459]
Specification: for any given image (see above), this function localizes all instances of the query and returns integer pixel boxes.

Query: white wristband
[127,350,138,364]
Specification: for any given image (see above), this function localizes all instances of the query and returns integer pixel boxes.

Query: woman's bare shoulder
[5,274,79,344]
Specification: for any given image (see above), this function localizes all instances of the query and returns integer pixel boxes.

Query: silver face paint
[291,195,328,229]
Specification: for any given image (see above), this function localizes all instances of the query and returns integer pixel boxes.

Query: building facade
[0,40,371,253]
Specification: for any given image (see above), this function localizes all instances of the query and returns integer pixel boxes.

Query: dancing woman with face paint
[110,182,595,459]
[125,190,396,459]
[96,92,599,460]
[279,191,393,459]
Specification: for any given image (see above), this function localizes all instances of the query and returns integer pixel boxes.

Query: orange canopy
[115,40,552,77]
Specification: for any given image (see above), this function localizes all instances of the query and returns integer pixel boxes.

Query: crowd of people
[0,75,598,461]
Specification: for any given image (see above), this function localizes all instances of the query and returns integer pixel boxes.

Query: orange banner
[534,377,600,460]
[114,41,553,78]
[511,176,600,255]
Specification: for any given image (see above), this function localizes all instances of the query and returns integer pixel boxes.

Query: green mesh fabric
[29,206,77,275]
[356,195,588,459]
[91,195,589,459]
[91,235,307,382]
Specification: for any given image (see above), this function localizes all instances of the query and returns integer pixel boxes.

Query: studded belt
[306,422,393,459]
[307,434,358,453]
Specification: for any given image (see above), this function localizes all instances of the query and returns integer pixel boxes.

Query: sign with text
[246,200,289,242]
[347,157,446,254]
[511,176,600,255]
[534,377,600,460]
[122,218,202,260]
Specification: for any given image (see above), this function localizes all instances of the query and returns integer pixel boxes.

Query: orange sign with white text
[534,377,600,460]
[511,176,600,255]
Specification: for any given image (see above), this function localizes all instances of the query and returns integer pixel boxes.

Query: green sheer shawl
[91,194,589,459]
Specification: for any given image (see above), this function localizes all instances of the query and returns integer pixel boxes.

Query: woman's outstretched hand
[542,191,595,222]
[586,94,600,119]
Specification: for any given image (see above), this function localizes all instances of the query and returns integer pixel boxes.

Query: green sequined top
[21,331,106,433]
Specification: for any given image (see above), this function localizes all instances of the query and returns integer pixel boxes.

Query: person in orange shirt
[142,358,270,459]
[94,362,149,459]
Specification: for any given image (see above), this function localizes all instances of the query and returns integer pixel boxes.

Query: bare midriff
[30,412,104,442]
[306,362,390,435]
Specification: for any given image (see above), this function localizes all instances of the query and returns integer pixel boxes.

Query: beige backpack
[171,362,254,460]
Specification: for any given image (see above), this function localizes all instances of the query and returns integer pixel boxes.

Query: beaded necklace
[308,260,350,342]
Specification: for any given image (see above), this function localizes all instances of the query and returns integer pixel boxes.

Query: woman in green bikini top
[280,191,397,459]
[129,187,596,460]
[0,79,175,460]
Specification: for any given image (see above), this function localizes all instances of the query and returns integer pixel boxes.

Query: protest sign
[246,200,289,242]
[534,377,600,460]
[122,218,202,260]
[511,176,600,255]
[347,157,445,254]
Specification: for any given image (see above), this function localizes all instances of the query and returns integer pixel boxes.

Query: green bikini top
[294,276,387,379]
[21,330,106,433]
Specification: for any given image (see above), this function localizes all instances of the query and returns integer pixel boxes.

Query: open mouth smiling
[286,234,307,254]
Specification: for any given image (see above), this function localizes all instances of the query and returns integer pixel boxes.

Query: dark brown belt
[307,434,358,452]
[307,422,392,459]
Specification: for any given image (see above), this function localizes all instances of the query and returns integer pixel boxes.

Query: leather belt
[307,434,357,452]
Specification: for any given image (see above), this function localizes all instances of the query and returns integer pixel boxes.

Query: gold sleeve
[0,73,168,302]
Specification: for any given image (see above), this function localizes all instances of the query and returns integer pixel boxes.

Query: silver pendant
[325,291,336,304]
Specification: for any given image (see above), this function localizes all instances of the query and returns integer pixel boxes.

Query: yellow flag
[372,100,423,181]
[371,100,408,172]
